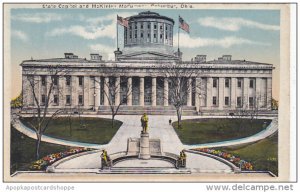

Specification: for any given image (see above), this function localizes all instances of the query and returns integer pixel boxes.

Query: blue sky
[10,8,280,99]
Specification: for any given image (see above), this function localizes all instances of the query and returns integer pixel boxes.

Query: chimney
[90,53,102,61]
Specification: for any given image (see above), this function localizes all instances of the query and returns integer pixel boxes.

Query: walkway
[11,114,277,150]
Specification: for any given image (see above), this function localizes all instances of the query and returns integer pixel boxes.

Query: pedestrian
[169,118,172,125]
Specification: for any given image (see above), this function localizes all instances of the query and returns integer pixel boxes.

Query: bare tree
[95,71,132,129]
[19,65,68,159]
[163,63,201,128]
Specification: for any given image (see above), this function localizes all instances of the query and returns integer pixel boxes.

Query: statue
[140,113,149,133]
[177,150,187,168]
[100,149,111,169]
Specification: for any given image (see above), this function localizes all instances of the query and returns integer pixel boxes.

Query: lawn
[173,118,271,144]
[10,127,71,173]
[21,117,123,144]
[218,133,278,175]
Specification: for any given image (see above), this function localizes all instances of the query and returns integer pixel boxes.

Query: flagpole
[178,15,180,52]
[116,15,119,50]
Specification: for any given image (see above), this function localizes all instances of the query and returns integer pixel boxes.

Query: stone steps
[99,167,191,174]
[97,106,198,115]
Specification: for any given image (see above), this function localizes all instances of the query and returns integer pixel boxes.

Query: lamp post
[93,93,96,111]
[198,94,202,115]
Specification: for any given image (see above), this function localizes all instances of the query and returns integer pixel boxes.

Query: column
[58,76,64,106]
[163,77,169,106]
[103,77,109,106]
[139,77,145,106]
[243,78,249,109]
[187,78,192,106]
[207,77,212,108]
[195,78,201,111]
[266,78,272,110]
[230,77,236,109]
[218,77,224,109]
[127,77,132,106]
[94,76,101,109]
[71,76,77,107]
[255,77,261,109]
[151,77,156,106]
[84,76,90,107]
[115,76,120,105]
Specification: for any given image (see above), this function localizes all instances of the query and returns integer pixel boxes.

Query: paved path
[12,114,277,150]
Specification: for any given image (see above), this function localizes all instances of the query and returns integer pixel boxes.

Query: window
[237,97,242,107]
[141,23,143,29]
[78,95,83,105]
[78,76,83,86]
[213,96,217,105]
[54,95,59,105]
[134,31,137,38]
[129,24,132,30]
[166,34,168,39]
[147,33,150,38]
[225,78,230,88]
[213,78,218,88]
[166,25,168,30]
[154,34,156,38]
[141,32,144,38]
[160,34,163,39]
[154,24,157,29]
[134,22,137,29]
[249,79,254,88]
[147,22,151,29]
[225,97,229,105]
[41,95,46,105]
[160,25,163,30]
[41,76,46,86]
[52,76,58,86]
[66,76,71,86]
[129,32,132,39]
[249,97,254,107]
[237,78,242,88]
[66,95,71,105]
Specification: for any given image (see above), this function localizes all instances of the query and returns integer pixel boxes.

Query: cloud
[12,13,66,23]
[89,44,115,60]
[12,30,28,42]
[47,12,136,40]
[174,33,269,48]
[198,17,280,31]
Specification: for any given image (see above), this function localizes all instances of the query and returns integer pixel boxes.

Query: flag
[179,16,190,33]
[117,15,128,28]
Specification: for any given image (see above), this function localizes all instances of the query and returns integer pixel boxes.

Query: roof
[128,11,174,24]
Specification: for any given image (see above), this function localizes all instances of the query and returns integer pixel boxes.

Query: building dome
[123,11,174,56]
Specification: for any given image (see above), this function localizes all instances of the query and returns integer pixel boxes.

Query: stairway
[97,105,198,115]
[99,167,191,174]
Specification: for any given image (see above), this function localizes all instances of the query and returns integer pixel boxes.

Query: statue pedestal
[138,132,151,159]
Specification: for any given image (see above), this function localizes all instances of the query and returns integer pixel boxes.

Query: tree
[17,65,68,159]
[96,72,132,129]
[272,98,278,110]
[163,63,201,128]
[11,92,23,108]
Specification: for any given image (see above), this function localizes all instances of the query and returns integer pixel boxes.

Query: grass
[21,117,123,144]
[218,133,278,175]
[10,127,71,174]
[173,118,271,144]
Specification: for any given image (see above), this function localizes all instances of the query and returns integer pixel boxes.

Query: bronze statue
[140,113,149,133]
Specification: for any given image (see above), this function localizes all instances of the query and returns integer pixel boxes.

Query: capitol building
[21,11,274,115]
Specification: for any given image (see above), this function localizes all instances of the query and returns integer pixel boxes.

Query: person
[169,118,172,125]
[140,113,149,133]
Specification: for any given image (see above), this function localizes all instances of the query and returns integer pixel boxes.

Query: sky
[10,8,280,100]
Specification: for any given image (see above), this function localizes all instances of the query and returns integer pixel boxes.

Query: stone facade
[20,11,274,114]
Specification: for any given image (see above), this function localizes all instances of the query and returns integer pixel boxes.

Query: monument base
[139,132,151,159]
